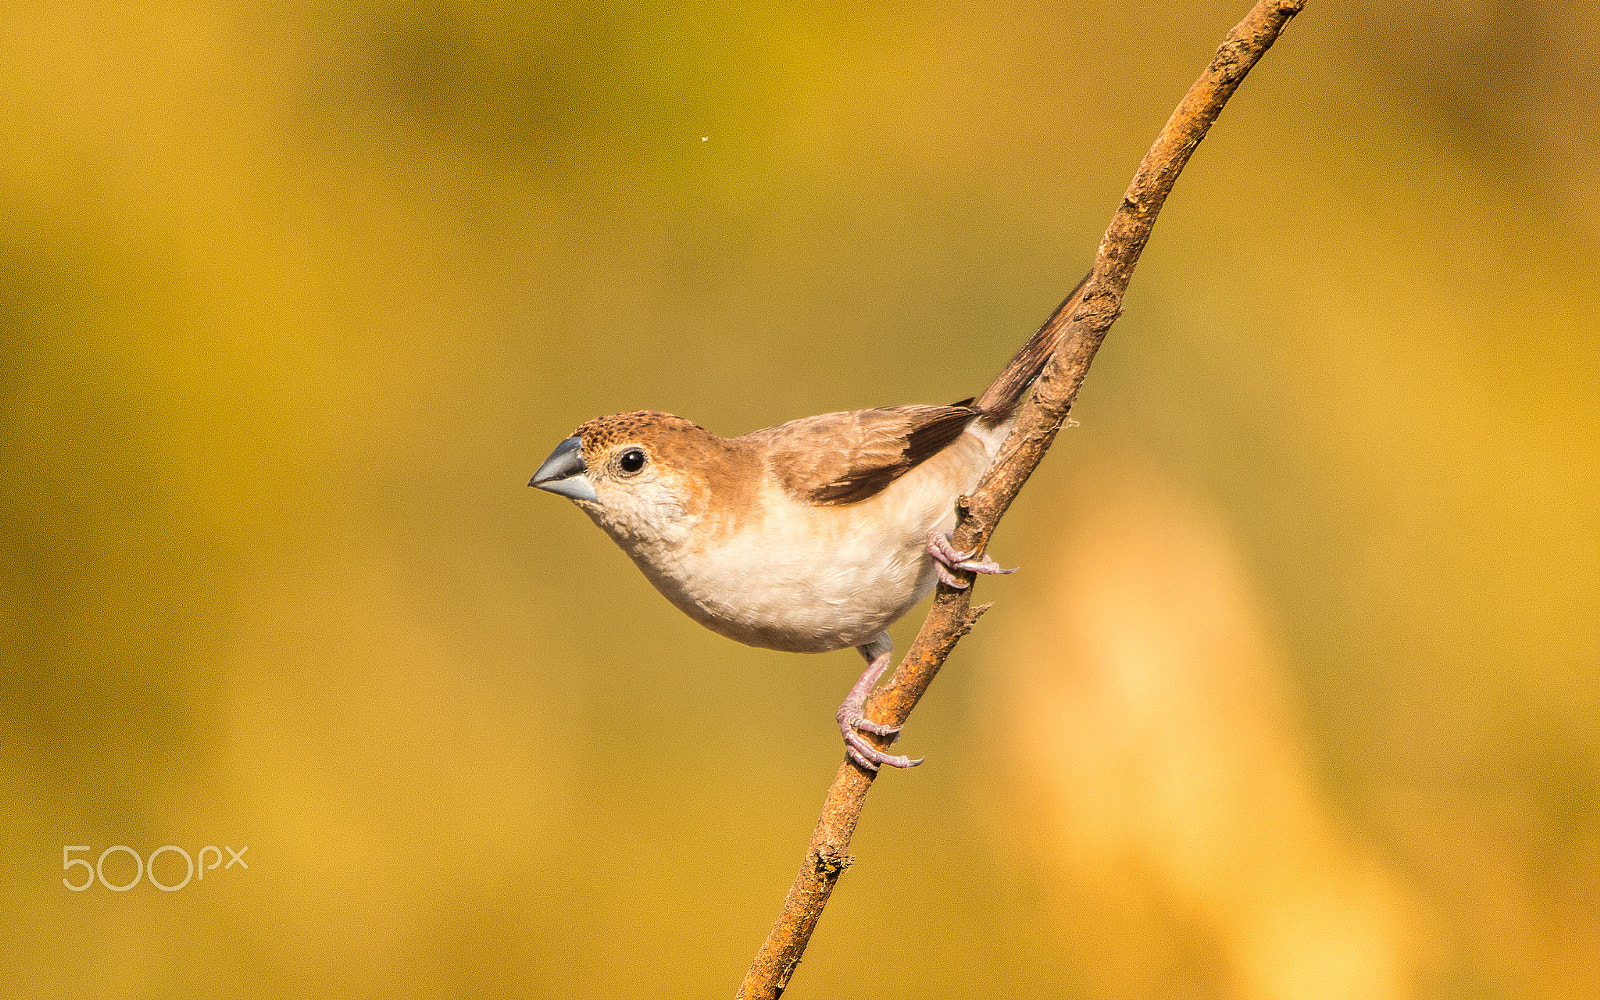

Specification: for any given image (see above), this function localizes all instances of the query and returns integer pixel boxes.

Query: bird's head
[529,410,733,547]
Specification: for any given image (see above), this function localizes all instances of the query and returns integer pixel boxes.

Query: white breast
[635,430,995,654]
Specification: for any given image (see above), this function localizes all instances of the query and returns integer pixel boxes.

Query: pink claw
[926,530,1018,589]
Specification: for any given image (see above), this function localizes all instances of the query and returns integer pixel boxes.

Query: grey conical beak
[529,436,599,503]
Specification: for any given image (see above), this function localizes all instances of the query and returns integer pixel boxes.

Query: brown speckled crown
[574,411,706,450]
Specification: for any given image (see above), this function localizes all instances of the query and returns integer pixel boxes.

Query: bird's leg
[927,529,1019,589]
[837,633,924,772]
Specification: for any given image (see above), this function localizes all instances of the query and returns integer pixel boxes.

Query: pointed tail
[973,271,1091,424]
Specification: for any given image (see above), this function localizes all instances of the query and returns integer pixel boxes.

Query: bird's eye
[617,448,647,475]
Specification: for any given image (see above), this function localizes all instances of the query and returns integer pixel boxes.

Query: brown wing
[751,405,979,506]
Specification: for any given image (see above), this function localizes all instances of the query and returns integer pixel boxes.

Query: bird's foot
[926,529,1018,589]
[837,705,921,773]
[838,645,924,772]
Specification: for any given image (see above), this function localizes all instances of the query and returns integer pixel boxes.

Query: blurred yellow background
[3,3,1597,997]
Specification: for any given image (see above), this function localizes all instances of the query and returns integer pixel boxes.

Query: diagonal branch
[738,3,1306,996]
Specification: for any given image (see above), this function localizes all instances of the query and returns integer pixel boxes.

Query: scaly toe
[837,704,903,741]
[952,552,1019,576]
[838,711,919,770]
[847,745,880,772]
[854,717,902,739]
[933,558,971,589]
[926,530,968,565]
[844,730,923,771]
[927,530,1017,582]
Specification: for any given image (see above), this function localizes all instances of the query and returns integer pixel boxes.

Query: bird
[530,274,1088,771]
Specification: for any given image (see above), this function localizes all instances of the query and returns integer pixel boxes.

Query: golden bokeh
[3,3,1597,997]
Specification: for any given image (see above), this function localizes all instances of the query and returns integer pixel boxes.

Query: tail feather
[973,271,1091,423]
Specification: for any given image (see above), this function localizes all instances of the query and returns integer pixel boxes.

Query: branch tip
[738,5,1302,995]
